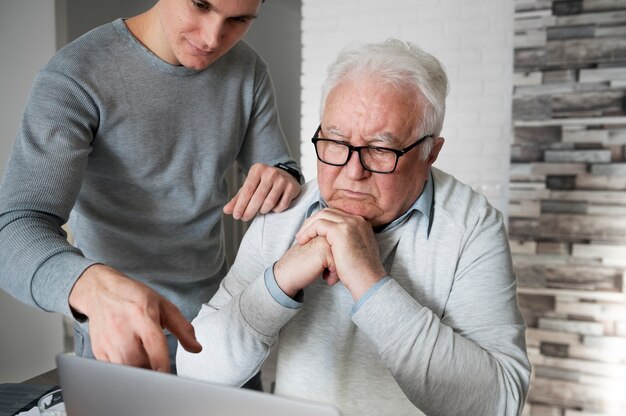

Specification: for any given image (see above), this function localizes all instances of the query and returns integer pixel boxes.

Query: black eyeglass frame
[311,125,432,174]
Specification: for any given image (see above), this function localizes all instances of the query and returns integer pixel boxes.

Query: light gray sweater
[177,168,530,416]
[0,19,295,337]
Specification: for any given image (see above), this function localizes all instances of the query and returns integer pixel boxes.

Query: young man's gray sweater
[0,19,296,355]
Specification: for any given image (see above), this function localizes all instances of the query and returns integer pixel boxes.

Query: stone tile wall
[512,1,626,414]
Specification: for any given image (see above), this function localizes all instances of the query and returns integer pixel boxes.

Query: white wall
[301,0,514,213]
[0,1,64,383]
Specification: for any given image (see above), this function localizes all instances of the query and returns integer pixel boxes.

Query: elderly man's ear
[427,137,445,166]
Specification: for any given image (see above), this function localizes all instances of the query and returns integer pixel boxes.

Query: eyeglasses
[311,125,432,174]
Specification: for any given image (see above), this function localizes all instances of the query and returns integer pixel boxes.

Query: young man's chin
[179,54,219,70]
[176,43,224,69]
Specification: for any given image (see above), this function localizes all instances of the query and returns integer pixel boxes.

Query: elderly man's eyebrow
[325,127,348,139]
[370,132,398,145]
[325,127,399,145]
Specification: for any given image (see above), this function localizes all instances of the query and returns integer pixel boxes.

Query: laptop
[56,354,341,416]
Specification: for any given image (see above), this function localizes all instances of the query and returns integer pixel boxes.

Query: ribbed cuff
[238,273,300,341]
[32,250,98,317]
[352,279,427,353]
[351,276,391,315]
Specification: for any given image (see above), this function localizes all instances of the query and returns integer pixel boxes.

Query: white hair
[320,39,449,160]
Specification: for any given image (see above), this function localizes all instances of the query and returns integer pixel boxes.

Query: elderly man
[177,39,530,415]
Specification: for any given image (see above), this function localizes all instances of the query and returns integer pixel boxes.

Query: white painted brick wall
[301,0,514,214]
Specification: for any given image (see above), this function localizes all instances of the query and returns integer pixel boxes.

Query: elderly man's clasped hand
[274,208,386,302]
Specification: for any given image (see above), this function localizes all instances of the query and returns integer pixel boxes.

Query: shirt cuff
[264,265,302,310]
[351,276,391,315]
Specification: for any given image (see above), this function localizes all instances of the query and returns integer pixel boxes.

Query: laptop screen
[56,354,341,416]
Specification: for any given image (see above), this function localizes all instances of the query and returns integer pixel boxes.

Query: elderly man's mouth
[337,189,371,199]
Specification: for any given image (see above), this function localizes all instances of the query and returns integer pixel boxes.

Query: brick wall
[301,0,514,213]
[511,1,626,415]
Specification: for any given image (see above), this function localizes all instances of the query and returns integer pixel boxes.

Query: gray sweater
[0,19,295,330]
[177,168,530,416]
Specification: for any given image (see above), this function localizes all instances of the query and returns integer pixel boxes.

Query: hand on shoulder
[223,162,301,221]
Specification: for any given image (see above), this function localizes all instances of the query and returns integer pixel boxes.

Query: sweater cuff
[352,279,427,352]
[351,276,391,315]
[239,272,300,340]
[31,251,98,317]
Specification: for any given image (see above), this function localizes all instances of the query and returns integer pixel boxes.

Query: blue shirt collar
[305,170,434,236]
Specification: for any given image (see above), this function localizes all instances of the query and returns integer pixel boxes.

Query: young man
[178,39,530,415]
[0,0,301,375]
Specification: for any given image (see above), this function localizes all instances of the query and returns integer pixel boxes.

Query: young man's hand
[69,264,202,372]
[223,163,301,221]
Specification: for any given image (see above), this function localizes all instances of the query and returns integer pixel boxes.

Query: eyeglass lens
[315,140,398,173]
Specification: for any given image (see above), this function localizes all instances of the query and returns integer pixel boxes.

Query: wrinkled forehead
[322,77,424,142]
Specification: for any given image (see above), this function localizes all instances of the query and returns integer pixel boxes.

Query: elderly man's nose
[345,150,369,178]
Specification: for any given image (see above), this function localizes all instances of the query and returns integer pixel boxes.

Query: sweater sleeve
[235,58,299,174]
[0,68,99,316]
[176,215,299,385]
[352,208,530,416]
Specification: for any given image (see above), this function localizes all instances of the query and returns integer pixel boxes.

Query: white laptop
[56,354,341,416]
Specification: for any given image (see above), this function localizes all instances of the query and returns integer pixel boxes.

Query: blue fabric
[264,266,302,309]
